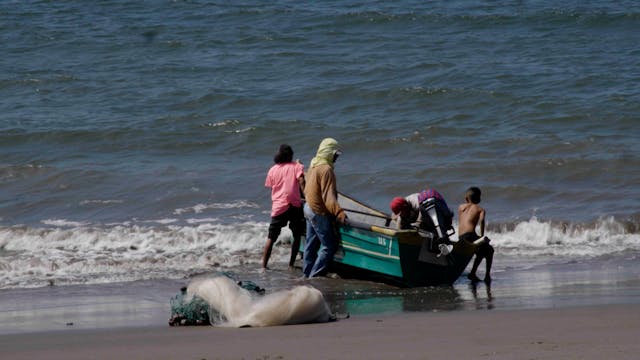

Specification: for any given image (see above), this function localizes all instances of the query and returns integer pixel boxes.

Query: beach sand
[2,258,640,359]
[1,304,639,360]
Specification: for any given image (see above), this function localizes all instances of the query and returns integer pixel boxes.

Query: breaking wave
[0,220,293,289]
[1,215,638,289]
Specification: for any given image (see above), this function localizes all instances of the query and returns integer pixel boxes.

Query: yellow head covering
[309,138,341,168]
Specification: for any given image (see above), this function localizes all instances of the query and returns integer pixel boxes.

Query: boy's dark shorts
[459,232,494,257]
[459,232,480,243]
[268,205,305,240]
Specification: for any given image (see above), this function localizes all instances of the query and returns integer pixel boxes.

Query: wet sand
[1,304,639,360]
[2,256,640,359]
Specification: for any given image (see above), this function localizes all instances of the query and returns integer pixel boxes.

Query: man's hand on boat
[337,210,347,224]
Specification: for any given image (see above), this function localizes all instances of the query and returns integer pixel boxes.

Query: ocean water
[1,0,640,290]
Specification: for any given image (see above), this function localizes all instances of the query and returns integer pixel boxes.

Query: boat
[308,193,486,287]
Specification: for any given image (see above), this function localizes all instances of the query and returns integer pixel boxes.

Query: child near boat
[458,186,494,283]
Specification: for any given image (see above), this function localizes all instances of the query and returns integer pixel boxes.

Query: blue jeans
[303,203,338,278]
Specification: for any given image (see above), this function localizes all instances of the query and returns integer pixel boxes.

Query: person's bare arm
[478,208,486,237]
[390,213,401,229]
[297,174,305,197]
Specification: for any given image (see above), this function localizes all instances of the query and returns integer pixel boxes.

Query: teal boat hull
[334,223,476,287]
[303,194,479,287]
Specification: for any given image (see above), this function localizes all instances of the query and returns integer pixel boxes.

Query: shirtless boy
[458,186,494,282]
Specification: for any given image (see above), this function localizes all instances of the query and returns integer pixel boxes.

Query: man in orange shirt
[303,138,346,278]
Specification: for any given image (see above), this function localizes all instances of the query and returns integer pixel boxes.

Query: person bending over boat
[303,138,346,278]
[389,193,421,230]
[389,188,452,231]
[458,186,494,283]
[263,144,306,270]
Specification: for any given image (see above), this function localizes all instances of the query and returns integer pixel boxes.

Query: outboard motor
[419,197,455,252]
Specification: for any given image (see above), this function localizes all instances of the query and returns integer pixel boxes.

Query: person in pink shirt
[263,144,306,270]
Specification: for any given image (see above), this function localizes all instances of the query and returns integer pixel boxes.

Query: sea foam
[1,216,638,289]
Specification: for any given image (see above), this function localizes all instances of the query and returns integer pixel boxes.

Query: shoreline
[2,255,640,335]
[1,304,639,359]
[2,256,639,359]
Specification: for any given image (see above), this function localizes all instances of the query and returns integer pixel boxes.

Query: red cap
[390,197,407,214]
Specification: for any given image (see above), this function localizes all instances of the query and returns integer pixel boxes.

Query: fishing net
[168,275,265,326]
